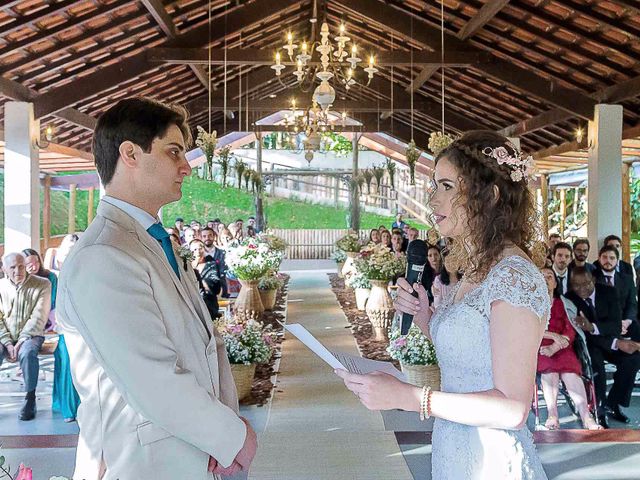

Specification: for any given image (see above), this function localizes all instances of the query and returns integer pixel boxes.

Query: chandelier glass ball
[312,81,336,111]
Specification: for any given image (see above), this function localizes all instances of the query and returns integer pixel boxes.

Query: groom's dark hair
[92,97,192,186]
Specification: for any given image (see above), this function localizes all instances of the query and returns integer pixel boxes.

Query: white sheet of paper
[284,323,406,381]
[284,324,344,370]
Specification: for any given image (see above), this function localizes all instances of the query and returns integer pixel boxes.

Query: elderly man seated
[0,252,51,421]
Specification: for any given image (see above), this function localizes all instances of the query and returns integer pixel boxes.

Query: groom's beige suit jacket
[57,199,246,480]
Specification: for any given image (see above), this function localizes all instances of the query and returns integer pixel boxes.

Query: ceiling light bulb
[340,24,345,34]
[302,41,308,52]
[351,44,357,54]
[287,32,293,42]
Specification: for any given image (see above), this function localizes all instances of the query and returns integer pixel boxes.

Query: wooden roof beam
[406,65,438,94]
[0,75,96,131]
[457,0,511,40]
[32,0,301,119]
[332,0,596,120]
[0,0,77,38]
[500,74,640,137]
[147,48,488,67]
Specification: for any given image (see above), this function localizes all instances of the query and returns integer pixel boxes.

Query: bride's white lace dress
[429,255,550,479]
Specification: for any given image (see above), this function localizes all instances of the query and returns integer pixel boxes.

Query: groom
[57,98,256,480]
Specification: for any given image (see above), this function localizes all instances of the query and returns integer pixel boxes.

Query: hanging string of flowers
[372,164,385,192]
[405,140,421,185]
[428,131,456,157]
[385,157,396,191]
[195,126,218,181]
[217,145,234,188]
[362,169,374,195]
[234,158,247,189]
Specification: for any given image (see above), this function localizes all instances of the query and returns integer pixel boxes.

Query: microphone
[401,239,428,335]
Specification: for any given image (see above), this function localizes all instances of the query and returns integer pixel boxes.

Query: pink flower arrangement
[15,464,33,480]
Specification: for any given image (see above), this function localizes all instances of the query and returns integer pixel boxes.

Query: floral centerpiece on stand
[217,320,276,400]
[354,243,406,341]
[335,233,363,279]
[225,236,283,321]
[345,271,372,311]
[387,322,440,390]
[331,249,347,277]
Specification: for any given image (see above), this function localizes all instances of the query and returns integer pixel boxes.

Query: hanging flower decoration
[216,145,234,188]
[372,164,385,191]
[362,169,374,194]
[385,157,396,191]
[234,158,247,189]
[243,168,253,190]
[251,170,263,194]
[428,131,456,157]
[405,140,421,185]
[195,126,218,181]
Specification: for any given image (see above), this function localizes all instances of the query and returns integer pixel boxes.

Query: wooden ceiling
[0,0,639,173]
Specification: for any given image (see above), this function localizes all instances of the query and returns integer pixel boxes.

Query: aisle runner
[249,270,413,480]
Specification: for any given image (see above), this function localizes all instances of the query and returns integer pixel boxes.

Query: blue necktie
[147,222,181,279]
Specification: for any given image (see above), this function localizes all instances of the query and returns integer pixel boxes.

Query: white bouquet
[354,243,406,282]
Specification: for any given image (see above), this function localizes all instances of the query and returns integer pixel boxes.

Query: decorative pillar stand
[365,280,394,341]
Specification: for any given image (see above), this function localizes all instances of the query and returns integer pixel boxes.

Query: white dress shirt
[102,196,158,231]
[553,266,569,294]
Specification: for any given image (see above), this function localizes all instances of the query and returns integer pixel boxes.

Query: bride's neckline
[448,254,530,307]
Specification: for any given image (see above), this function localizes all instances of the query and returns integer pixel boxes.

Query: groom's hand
[235,417,258,470]
[208,457,242,475]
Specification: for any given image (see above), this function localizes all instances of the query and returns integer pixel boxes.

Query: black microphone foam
[401,239,428,335]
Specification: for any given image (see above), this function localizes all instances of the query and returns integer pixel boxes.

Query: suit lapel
[97,201,210,343]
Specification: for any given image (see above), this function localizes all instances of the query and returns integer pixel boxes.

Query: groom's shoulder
[63,214,143,273]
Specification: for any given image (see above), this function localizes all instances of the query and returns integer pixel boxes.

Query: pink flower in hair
[492,146,511,164]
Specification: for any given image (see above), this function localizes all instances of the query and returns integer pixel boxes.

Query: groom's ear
[119,140,140,168]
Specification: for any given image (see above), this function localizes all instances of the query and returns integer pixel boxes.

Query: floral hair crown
[481,141,536,183]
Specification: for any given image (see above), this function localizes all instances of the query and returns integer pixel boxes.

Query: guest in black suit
[594,245,638,337]
[552,242,573,297]
[566,267,640,428]
[594,234,634,279]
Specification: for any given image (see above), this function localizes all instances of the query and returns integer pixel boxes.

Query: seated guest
[392,213,407,231]
[402,224,411,239]
[432,252,462,309]
[218,227,234,248]
[0,253,52,421]
[200,227,218,256]
[392,227,408,251]
[407,227,419,243]
[51,233,79,272]
[552,242,573,296]
[570,238,596,274]
[380,230,392,250]
[391,231,406,256]
[206,219,217,230]
[246,226,257,238]
[566,267,640,428]
[368,228,381,245]
[537,267,601,430]
[235,218,245,238]
[247,216,260,234]
[595,235,634,279]
[23,248,80,423]
[594,245,638,341]
[229,223,243,240]
[547,233,562,266]
[189,240,221,320]
[378,224,387,234]
[427,245,443,277]
[182,226,197,245]
[174,217,185,242]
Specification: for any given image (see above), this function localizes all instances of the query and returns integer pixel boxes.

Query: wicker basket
[401,363,441,390]
[230,363,257,400]
[259,288,278,311]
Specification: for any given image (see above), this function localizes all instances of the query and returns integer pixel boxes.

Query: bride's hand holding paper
[335,369,417,412]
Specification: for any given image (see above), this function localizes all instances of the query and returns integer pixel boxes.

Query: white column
[587,104,623,261]
[4,102,40,252]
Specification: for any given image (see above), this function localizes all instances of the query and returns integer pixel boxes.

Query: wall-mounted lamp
[35,125,54,149]
[575,126,593,151]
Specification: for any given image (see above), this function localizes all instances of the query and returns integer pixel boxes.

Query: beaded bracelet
[419,386,432,421]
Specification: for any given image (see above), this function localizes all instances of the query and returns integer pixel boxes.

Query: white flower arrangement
[354,243,406,282]
[345,271,372,289]
[331,249,347,263]
[405,140,421,185]
[225,235,285,280]
[217,320,275,365]
[335,233,362,253]
[195,126,218,159]
[258,274,284,291]
[387,323,438,366]
[428,131,456,157]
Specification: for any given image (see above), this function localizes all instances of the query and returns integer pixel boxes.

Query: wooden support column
[541,174,549,239]
[68,184,77,234]
[334,176,340,208]
[255,132,265,231]
[87,187,95,224]
[350,134,361,232]
[43,175,51,251]
[622,163,631,263]
[270,163,276,196]
[559,188,566,239]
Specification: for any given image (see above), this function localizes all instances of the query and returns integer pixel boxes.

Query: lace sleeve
[484,257,551,324]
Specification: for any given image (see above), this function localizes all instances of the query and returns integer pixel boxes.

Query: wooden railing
[270,228,429,259]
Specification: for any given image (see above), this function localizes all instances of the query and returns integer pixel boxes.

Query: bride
[336,131,550,479]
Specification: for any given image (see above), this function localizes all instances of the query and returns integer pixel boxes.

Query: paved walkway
[248,265,413,480]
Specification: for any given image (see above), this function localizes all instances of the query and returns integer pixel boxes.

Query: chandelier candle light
[272,23,378,112]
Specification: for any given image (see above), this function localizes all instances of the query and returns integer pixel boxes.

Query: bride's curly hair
[434,130,543,282]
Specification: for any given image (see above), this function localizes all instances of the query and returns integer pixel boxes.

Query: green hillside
[0,172,422,242]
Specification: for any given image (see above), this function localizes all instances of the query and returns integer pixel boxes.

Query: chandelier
[282,99,349,164]
[271,22,379,112]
